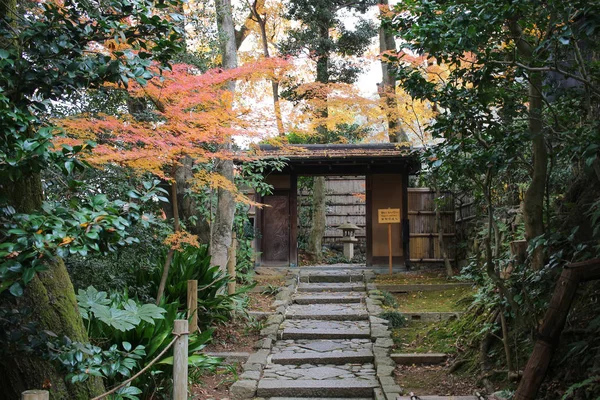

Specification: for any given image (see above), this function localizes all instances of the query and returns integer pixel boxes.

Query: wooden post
[187,280,198,333]
[227,232,237,295]
[388,222,392,275]
[22,391,49,400]
[173,319,188,400]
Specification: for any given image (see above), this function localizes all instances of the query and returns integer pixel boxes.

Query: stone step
[257,379,378,398]
[396,396,479,400]
[270,339,373,365]
[271,349,374,365]
[300,271,364,283]
[391,353,447,365]
[286,304,369,321]
[265,398,373,400]
[297,282,365,293]
[293,292,364,304]
[402,312,462,322]
[280,320,371,340]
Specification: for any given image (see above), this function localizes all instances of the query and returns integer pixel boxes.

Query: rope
[90,330,187,400]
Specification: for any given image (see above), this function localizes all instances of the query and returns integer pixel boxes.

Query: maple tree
[58,58,287,302]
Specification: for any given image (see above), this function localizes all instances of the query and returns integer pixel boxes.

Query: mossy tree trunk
[0,177,104,399]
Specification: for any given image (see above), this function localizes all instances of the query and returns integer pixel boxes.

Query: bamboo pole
[22,391,49,400]
[187,280,198,333]
[227,232,237,295]
[172,320,188,400]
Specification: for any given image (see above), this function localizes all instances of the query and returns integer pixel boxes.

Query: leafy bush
[381,291,399,308]
[379,311,407,328]
[73,285,221,399]
[143,245,254,329]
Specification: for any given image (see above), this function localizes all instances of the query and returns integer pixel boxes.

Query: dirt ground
[394,364,484,396]
[191,291,276,399]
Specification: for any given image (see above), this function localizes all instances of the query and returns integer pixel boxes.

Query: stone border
[376,282,473,293]
[365,271,404,400]
[230,272,298,400]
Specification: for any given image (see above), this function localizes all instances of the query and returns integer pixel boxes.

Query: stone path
[230,269,402,400]
[230,268,480,400]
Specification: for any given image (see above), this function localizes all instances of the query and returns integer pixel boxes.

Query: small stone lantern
[338,222,359,260]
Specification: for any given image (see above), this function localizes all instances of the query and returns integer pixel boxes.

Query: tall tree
[212,0,239,271]
[279,0,376,262]
[0,0,182,397]
[377,0,409,143]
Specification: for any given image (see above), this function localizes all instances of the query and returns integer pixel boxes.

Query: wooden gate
[261,192,290,265]
[408,188,455,263]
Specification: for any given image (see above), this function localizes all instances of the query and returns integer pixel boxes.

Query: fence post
[173,319,188,400]
[22,391,49,400]
[227,232,237,295]
[187,280,198,333]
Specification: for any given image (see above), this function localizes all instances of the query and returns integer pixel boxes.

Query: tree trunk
[252,4,285,136]
[156,175,180,304]
[0,177,104,399]
[514,259,600,400]
[174,156,211,243]
[307,177,326,263]
[523,72,547,271]
[507,19,548,271]
[212,0,238,272]
[378,0,409,143]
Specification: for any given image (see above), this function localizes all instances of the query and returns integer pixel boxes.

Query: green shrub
[379,311,407,328]
[381,291,399,308]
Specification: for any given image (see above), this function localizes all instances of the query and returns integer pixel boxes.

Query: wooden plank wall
[298,179,457,265]
[298,176,366,243]
[408,188,455,262]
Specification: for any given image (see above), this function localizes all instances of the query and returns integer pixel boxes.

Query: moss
[392,321,458,354]
[0,260,104,399]
[392,287,474,313]
[374,271,453,285]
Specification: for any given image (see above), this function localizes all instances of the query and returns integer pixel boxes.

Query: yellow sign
[378,208,400,224]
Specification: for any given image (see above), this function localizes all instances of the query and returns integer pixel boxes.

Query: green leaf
[9,282,23,297]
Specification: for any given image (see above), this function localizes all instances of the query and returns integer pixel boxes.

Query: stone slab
[271,349,374,365]
[396,397,478,400]
[230,379,257,399]
[280,320,371,340]
[297,282,365,293]
[403,312,462,322]
[391,353,448,365]
[294,292,364,304]
[299,271,364,283]
[257,379,378,397]
[286,304,369,321]
[266,398,372,400]
[205,351,250,362]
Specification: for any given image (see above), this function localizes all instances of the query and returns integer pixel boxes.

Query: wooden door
[261,193,290,264]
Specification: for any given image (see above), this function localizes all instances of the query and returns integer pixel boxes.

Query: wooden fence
[298,177,459,264]
[408,188,455,263]
[298,176,366,244]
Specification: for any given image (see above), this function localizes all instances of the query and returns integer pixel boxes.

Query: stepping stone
[391,353,448,365]
[297,282,365,293]
[257,378,378,398]
[280,320,371,340]
[293,292,364,304]
[286,303,369,321]
[300,270,364,283]
[204,351,250,363]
